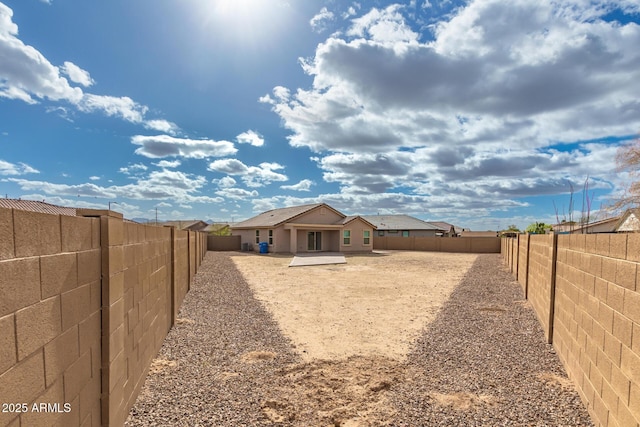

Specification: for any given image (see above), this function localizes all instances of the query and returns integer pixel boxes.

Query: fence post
[524,234,531,299]
[547,233,559,344]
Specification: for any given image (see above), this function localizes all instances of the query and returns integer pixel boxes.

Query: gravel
[126,252,593,426]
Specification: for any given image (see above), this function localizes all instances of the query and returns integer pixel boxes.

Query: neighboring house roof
[0,198,77,216]
[342,215,377,228]
[615,208,640,232]
[564,216,621,234]
[361,214,441,231]
[160,220,209,231]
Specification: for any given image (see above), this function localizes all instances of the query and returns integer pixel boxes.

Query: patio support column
[289,227,298,254]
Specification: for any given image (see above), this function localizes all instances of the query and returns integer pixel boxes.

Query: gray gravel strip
[126,252,593,426]
[390,253,593,426]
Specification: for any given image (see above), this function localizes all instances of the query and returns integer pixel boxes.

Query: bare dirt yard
[229,251,478,361]
[126,252,593,426]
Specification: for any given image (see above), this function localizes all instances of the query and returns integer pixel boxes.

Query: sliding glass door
[307,231,322,251]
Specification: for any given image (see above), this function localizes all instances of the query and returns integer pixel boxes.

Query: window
[402,230,410,237]
[268,229,273,245]
[363,230,371,245]
[378,230,385,236]
[343,230,351,245]
[255,230,260,244]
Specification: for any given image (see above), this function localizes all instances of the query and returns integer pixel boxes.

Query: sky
[0,0,639,230]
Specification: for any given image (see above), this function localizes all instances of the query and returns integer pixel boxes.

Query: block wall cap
[76,209,124,219]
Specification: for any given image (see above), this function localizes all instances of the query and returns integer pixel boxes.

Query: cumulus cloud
[7,168,222,204]
[154,160,181,168]
[310,7,335,33]
[281,179,315,191]
[0,159,39,176]
[60,61,94,87]
[208,159,288,187]
[119,163,148,175]
[263,1,640,217]
[0,4,180,130]
[236,130,265,147]
[216,187,259,200]
[131,135,237,159]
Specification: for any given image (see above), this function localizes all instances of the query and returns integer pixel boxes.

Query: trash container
[259,242,268,254]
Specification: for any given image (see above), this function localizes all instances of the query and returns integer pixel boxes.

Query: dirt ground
[230,251,478,362]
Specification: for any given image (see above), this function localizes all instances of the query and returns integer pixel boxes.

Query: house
[428,221,467,237]
[231,203,376,254]
[361,214,443,237]
[615,208,640,232]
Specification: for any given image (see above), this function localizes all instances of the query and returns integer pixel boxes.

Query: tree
[614,137,640,210]
[525,222,553,234]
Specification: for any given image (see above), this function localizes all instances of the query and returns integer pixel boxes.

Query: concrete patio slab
[289,252,347,267]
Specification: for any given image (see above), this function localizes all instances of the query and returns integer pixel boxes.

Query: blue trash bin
[259,242,268,254]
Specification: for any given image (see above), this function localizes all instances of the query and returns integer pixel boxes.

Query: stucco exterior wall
[289,206,343,225]
[340,220,374,252]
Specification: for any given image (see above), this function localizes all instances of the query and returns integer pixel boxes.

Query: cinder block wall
[0,208,207,427]
[526,234,556,343]
[503,233,640,427]
[373,236,501,253]
[0,208,102,427]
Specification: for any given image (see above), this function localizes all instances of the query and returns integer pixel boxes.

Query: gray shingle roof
[232,203,327,228]
[361,214,441,230]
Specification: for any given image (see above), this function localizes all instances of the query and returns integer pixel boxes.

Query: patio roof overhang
[284,223,344,230]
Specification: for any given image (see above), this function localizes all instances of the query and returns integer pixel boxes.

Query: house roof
[361,214,441,231]
[615,208,640,232]
[232,203,331,228]
[0,198,77,216]
[159,220,209,231]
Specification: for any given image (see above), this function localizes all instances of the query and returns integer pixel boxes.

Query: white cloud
[208,159,288,187]
[214,176,237,188]
[60,61,94,87]
[144,119,180,135]
[78,94,148,123]
[0,160,39,176]
[281,179,315,191]
[131,134,237,159]
[310,7,335,33]
[236,130,265,147]
[119,163,148,175]
[0,4,181,131]
[7,168,221,205]
[89,176,100,181]
[0,4,83,104]
[154,160,181,168]
[216,187,259,200]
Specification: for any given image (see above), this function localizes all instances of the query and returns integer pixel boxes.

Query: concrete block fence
[502,234,640,427]
[0,208,207,427]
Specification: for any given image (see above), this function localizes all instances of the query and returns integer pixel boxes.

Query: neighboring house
[160,220,209,231]
[615,208,640,232]
[231,203,376,254]
[428,221,467,237]
[361,214,443,237]
[204,223,231,235]
[0,198,77,216]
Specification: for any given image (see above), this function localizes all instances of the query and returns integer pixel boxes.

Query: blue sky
[1,0,639,230]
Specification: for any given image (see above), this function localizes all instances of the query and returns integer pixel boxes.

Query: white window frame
[363,230,371,245]
[343,229,351,246]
